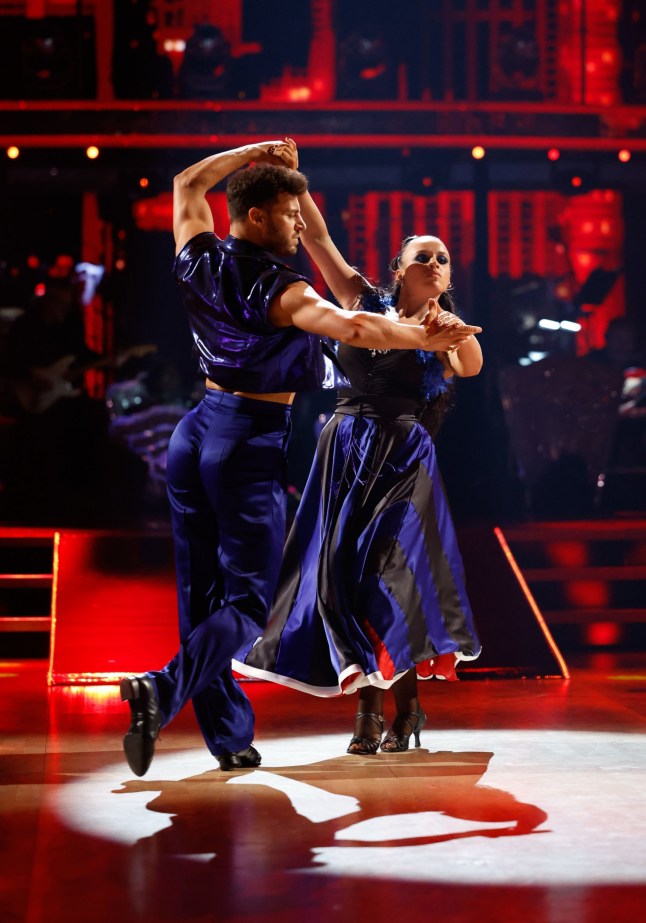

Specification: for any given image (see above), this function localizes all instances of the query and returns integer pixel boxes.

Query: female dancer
[234,139,482,755]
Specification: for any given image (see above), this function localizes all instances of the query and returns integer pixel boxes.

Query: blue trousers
[149,389,292,757]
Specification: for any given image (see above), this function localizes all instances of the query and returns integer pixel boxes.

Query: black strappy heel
[380,710,426,752]
[347,712,384,755]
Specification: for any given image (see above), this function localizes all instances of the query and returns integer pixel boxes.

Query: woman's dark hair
[226,164,308,220]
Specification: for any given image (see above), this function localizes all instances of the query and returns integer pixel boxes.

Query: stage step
[0,574,54,587]
[543,608,646,624]
[523,566,646,581]
[505,519,646,648]
[0,528,55,650]
[1,521,644,659]
[0,616,52,632]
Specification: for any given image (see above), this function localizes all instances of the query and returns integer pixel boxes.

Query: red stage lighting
[547,542,588,567]
[585,622,622,647]
[566,580,610,609]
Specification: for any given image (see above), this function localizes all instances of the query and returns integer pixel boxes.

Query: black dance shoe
[346,712,384,755]
[380,710,426,752]
[120,675,162,777]
[216,744,262,772]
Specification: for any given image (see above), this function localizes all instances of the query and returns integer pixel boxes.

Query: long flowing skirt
[233,403,481,696]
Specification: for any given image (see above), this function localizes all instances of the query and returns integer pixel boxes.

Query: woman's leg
[347,685,385,755]
[381,668,426,752]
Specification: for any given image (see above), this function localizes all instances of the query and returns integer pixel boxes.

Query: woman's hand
[424,297,442,325]
[252,138,299,169]
[280,137,299,169]
[424,301,480,353]
[426,324,481,353]
[422,308,481,353]
[251,140,290,163]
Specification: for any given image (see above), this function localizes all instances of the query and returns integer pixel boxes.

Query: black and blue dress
[234,300,481,695]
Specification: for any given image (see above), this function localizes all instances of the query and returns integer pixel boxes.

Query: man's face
[259,193,306,256]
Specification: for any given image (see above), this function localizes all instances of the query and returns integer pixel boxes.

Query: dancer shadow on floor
[113,746,548,916]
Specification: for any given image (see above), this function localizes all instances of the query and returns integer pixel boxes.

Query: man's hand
[424,323,481,353]
[253,138,299,169]
[278,137,299,169]
[254,138,298,170]
[422,304,481,353]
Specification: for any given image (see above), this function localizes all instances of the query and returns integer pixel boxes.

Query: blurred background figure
[107,357,198,511]
[588,317,646,511]
[177,22,231,99]
[0,261,149,525]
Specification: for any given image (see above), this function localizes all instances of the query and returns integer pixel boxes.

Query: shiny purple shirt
[173,232,326,392]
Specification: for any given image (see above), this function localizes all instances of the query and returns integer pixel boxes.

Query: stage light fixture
[547,148,560,161]
[7,146,19,159]
[286,87,312,102]
[618,149,631,162]
[86,146,100,160]
[17,16,96,99]
[177,23,231,99]
[163,39,186,54]
[471,146,486,160]
[337,26,395,100]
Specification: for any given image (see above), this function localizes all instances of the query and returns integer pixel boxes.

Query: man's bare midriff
[206,379,295,405]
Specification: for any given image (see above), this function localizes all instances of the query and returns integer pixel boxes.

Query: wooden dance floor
[2,653,646,923]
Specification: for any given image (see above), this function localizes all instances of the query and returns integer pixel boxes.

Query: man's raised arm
[172,141,287,253]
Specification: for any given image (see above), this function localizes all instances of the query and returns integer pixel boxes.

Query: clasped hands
[254,137,299,170]
[423,298,482,353]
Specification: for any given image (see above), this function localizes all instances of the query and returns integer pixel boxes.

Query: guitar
[11,344,158,414]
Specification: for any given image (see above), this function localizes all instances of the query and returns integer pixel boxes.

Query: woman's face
[397,236,451,299]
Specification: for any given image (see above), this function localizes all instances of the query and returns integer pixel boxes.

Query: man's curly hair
[226,164,309,220]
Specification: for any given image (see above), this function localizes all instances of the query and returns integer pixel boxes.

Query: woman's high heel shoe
[380,710,426,752]
[347,712,384,755]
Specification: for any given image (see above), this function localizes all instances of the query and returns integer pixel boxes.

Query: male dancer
[120,139,480,776]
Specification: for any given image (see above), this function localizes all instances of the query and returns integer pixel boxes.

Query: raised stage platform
[3,519,646,682]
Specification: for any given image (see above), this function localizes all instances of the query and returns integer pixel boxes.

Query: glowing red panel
[565,580,610,609]
[48,531,180,685]
[547,542,589,567]
[585,622,622,647]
